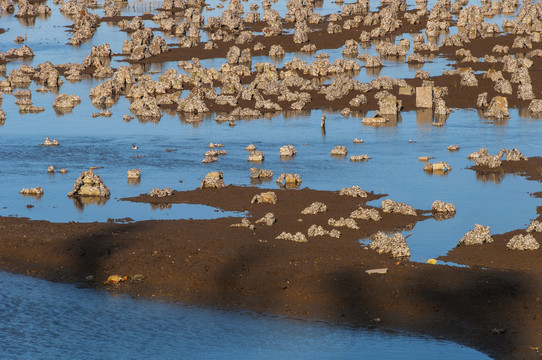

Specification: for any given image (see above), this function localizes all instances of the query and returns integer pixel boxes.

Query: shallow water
[0,271,491,360]
[0,0,539,357]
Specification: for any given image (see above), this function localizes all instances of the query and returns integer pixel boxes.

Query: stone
[353,138,364,144]
[458,224,493,246]
[204,150,227,157]
[40,137,59,146]
[506,234,540,251]
[301,202,327,215]
[269,45,285,57]
[378,95,400,114]
[331,145,347,156]
[447,145,460,151]
[249,167,273,179]
[231,218,256,230]
[251,191,277,204]
[127,168,141,179]
[527,220,542,232]
[208,142,224,148]
[350,154,371,161]
[484,96,509,119]
[381,199,417,216]
[528,99,542,115]
[475,155,502,168]
[300,44,317,53]
[362,116,387,125]
[200,171,225,189]
[416,86,433,108]
[91,111,113,118]
[255,212,276,226]
[47,165,55,173]
[432,200,456,213]
[280,145,297,157]
[350,207,381,221]
[328,217,359,229]
[150,188,172,197]
[307,224,341,239]
[276,231,308,243]
[248,150,265,162]
[399,86,415,95]
[365,56,383,68]
[245,144,257,151]
[293,20,310,44]
[339,185,367,197]
[202,156,218,163]
[53,93,81,110]
[369,232,410,258]
[68,169,110,198]
[276,173,302,188]
[468,148,489,160]
[20,187,44,196]
[307,225,329,237]
[423,161,452,173]
[502,148,527,161]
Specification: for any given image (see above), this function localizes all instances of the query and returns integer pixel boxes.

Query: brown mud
[0,183,542,358]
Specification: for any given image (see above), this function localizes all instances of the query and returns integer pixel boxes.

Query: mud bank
[0,184,541,359]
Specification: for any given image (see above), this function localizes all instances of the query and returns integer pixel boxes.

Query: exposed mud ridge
[0,184,540,358]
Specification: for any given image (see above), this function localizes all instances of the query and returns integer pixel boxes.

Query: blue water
[0,271,490,360]
[0,0,538,357]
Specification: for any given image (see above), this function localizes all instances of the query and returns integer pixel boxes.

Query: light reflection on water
[0,271,491,360]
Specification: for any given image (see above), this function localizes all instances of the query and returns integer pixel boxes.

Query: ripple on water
[0,271,491,360]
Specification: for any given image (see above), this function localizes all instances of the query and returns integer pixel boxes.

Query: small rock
[127,168,141,179]
[251,191,277,204]
[458,224,493,246]
[248,150,265,162]
[150,188,172,197]
[447,145,460,151]
[276,231,308,243]
[432,200,456,213]
[339,185,367,198]
[350,207,381,221]
[249,167,273,179]
[301,202,327,215]
[276,173,302,188]
[526,220,542,233]
[331,145,347,156]
[200,171,225,189]
[40,137,59,146]
[20,187,44,196]
[416,86,433,108]
[350,154,371,161]
[68,169,110,198]
[369,232,410,258]
[382,199,417,216]
[328,217,359,229]
[231,218,256,230]
[255,212,276,226]
[506,233,540,251]
[423,161,452,173]
[280,145,297,157]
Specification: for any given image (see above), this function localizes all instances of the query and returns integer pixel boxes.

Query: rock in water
[200,171,226,189]
[68,169,110,198]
